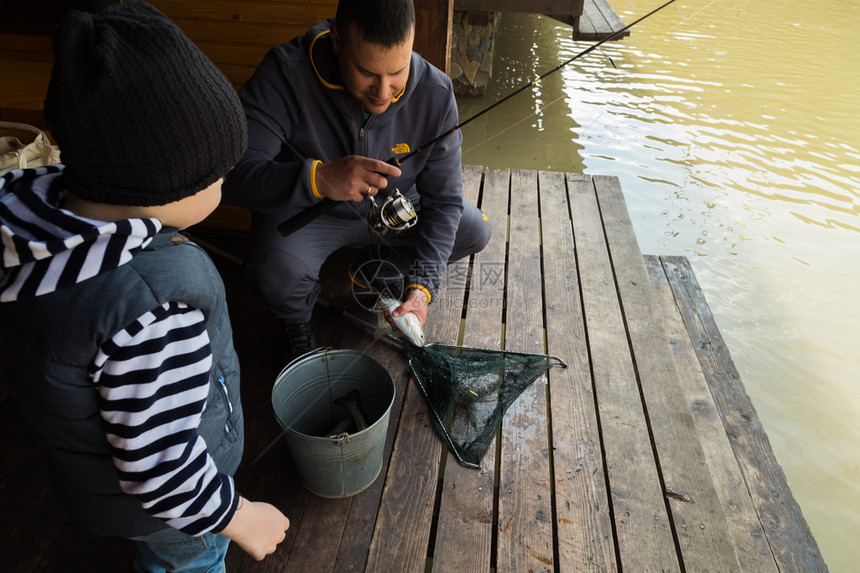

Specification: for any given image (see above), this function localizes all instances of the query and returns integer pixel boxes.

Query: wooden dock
[0,168,826,571]
[553,0,630,41]
[457,0,630,42]
[577,0,629,41]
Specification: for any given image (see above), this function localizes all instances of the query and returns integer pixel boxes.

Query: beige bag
[0,121,62,176]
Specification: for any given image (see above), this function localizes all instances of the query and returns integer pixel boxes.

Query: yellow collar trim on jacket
[310,29,344,91]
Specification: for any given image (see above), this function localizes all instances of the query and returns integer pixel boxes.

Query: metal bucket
[271,348,395,498]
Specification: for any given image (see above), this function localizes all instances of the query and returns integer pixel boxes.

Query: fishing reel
[368,188,417,236]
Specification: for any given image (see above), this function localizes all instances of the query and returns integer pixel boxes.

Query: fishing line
[247,331,395,468]
[181,229,405,468]
[243,0,707,468]
[278,0,680,235]
[461,92,570,157]
[395,0,679,164]
[567,0,725,134]
[462,0,724,157]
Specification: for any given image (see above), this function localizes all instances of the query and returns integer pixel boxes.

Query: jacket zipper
[358,119,373,217]
[218,376,233,433]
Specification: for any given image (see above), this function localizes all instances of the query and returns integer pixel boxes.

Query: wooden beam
[661,256,828,571]
[645,256,779,572]
[598,177,740,570]
[497,168,555,571]
[570,174,679,569]
[431,165,499,572]
[413,0,453,74]
[540,170,617,569]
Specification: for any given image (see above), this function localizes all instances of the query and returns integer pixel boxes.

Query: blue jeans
[131,527,230,573]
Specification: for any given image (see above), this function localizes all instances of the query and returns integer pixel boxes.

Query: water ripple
[458,6,860,568]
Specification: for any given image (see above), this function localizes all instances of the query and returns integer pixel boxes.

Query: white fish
[379,295,425,347]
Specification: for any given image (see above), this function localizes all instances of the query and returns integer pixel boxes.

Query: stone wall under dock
[449,10,500,96]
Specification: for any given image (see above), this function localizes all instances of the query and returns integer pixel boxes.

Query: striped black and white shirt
[0,166,236,535]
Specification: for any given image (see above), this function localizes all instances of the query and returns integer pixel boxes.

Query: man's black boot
[283,321,317,363]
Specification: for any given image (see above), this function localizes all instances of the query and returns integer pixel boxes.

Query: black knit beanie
[43,0,247,206]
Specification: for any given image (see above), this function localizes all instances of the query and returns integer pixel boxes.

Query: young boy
[0,1,289,570]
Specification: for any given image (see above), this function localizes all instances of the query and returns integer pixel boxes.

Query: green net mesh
[398,341,567,468]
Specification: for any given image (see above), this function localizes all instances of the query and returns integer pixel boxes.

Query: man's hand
[388,287,429,326]
[314,156,401,202]
[220,497,290,561]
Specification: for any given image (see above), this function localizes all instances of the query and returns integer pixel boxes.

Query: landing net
[398,341,567,468]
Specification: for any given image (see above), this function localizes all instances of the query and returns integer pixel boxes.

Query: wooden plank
[568,173,679,570]
[261,282,410,572]
[194,41,269,68]
[286,497,350,570]
[0,109,50,131]
[660,256,828,571]
[573,0,586,21]
[0,49,51,64]
[598,0,627,35]
[496,169,554,571]
[0,33,52,54]
[582,0,610,35]
[221,261,318,571]
[151,0,337,24]
[313,255,416,572]
[0,32,52,113]
[595,176,739,569]
[217,250,410,572]
[165,19,312,48]
[0,61,51,111]
[431,165,505,572]
[196,205,252,233]
[0,166,826,571]
[644,256,779,572]
[158,0,449,73]
[365,167,477,570]
[544,0,585,29]
[362,330,440,572]
[576,0,629,41]
[414,0,453,74]
[538,170,616,569]
[457,0,581,14]
[577,9,598,40]
[302,345,410,572]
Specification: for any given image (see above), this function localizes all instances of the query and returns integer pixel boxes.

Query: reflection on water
[458,1,860,568]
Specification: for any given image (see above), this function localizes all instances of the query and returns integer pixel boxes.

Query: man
[223,0,491,360]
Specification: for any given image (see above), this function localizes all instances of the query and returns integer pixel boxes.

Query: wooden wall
[154,0,451,88]
[0,33,53,125]
[0,0,450,124]
[150,0,338,92]
[415,0,452,75]
[0,1,338,125]
[0,0,451,231]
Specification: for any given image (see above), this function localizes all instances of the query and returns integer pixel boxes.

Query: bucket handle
[277,346,333,377]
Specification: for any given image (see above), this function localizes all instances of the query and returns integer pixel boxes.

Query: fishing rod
[277,0,678,237]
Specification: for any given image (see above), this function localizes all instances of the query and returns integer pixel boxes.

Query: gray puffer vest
[0,231,243,537]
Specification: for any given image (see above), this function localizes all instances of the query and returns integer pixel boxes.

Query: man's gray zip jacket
[223,19,465,298]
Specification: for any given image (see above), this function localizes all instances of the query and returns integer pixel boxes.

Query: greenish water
[457,1,859,569]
